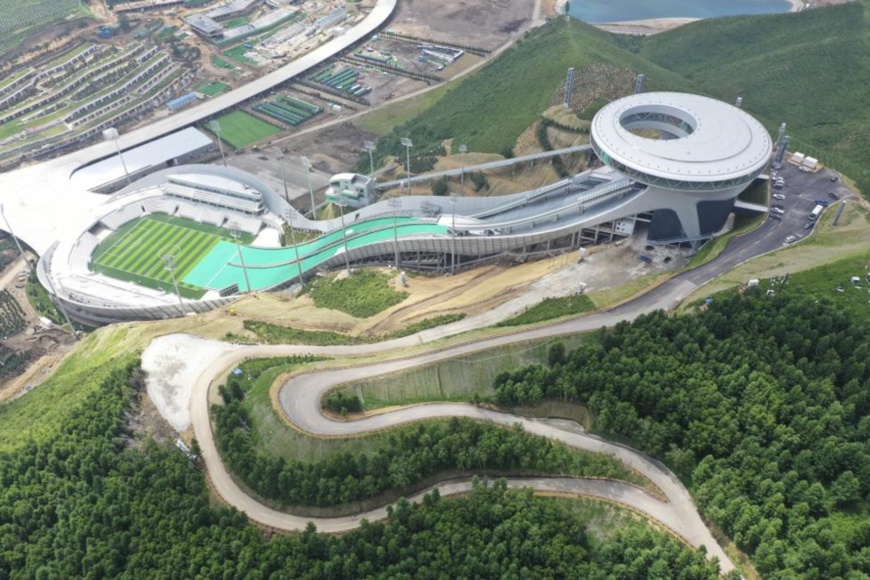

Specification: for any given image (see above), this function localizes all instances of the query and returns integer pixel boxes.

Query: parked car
[772,193,785,200]
[827,191,839,200]
[804,222,815,230]
[784,235,797,244]
[769,214,782,221]
[771,207,785,215]
[815,200,830,207]
[830,175,839,182]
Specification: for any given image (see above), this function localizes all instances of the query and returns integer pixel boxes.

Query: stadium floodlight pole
[400,137,413,196]
[387,198,401,269]
[458,144,467,192]
[364,140,376,177]
[449,193,458,275]
[208,120,227,167]
[285,208,304,288]
[103,127,131,186]
[161,252,186,312]
[230,222,252,293]
[274,147,291,204]
[335,201,352,274]
[0,203,29,273]
[300,156,315,217]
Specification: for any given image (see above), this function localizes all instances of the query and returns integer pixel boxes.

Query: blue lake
[568,0,793,23]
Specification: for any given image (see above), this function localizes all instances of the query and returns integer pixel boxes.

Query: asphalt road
[172,257,738,573]
[154,174,857,574]
[176,334,733,572]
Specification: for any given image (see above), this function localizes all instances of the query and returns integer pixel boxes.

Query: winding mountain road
[140,209,803,576]
[148,276,736,570]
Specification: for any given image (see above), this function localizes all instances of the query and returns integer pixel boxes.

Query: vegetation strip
[213,357,652,509]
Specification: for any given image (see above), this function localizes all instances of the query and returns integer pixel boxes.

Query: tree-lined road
[149,269,734,572]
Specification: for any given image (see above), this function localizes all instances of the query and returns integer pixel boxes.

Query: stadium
[33,92,772,325]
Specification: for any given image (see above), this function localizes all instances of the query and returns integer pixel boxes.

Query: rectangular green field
[194,80,230,97]
[90,215,235,299]
[208,110,281,149]
[223,16,248,28]
[223,44,260,68]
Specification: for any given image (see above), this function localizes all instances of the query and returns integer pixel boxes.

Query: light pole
[285,208,304,288]
[0,203,29,273]
[387,198,401,270]
[102,127,131,186]
[458,144,467,192]
[275,147,290,204]
[449,193,458,274]
[161,252,186,312]
[400,137,413,196]
[300,156,315,217]
[364,140,376,177]
[208,120,227,167]
[334,201,351,274]
[230,222,252,293]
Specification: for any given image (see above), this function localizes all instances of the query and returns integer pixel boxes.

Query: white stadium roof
[591,92,772,184]
[69,128,214,192]
[0,0,396,255]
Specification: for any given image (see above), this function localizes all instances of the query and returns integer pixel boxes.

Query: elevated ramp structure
[32,93,772,325]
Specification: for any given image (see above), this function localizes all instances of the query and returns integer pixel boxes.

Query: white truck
[809,204,824,221]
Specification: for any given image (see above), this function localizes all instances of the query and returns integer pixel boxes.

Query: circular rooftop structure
[591,92,772,191]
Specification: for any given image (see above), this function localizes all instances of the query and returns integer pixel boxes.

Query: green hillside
[640,2,870,192]
[368,19,694,166]
[371,4,870,195]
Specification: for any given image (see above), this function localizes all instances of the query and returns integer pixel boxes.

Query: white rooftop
[69,128,214,192]
[591,92,772,183]
[0,0,396,257]
[169,172,260,197]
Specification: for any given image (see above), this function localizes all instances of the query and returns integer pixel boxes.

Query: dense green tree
[0,361,718,577]
[493,293,870,577]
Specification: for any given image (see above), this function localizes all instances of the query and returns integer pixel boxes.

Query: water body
[568,0,792,23]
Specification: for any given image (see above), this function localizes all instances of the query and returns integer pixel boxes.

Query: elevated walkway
[375,145,591,190]
[733,200,768,214]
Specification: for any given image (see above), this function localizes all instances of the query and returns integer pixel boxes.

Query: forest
[0,360,719,578]
[213,358,642,507]
[493,292,870,578]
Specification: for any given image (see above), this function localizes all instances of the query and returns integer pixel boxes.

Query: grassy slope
[372,19,694,161]
[682,200,870,306]
[369,5,870,195]
[0,331,137,452]
[640,2,870,192]
[348,334,590,410]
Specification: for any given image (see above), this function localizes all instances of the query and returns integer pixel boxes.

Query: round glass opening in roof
[619,105,698,140]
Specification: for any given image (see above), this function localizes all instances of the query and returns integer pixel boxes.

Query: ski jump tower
[590,92,772,242]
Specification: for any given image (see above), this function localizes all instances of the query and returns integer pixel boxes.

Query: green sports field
[90,215,246,299]
[208,110,281,149]
[194,80,230,97]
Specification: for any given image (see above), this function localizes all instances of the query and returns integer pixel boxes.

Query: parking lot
[765,162,854,245]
